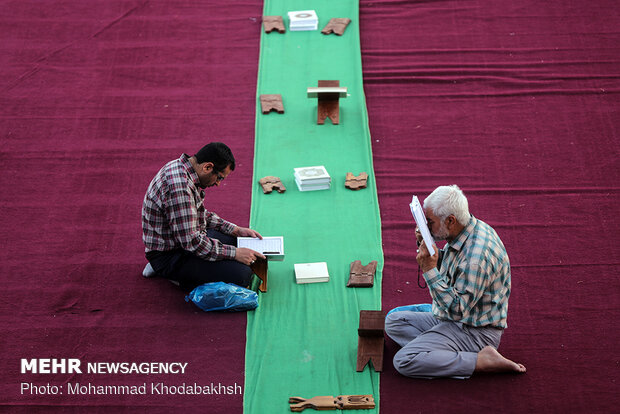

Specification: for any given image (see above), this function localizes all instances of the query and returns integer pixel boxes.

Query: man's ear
[202,162,214,173]
[446,215,457,228]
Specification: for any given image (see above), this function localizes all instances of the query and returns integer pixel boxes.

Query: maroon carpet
[1,1,261,412]
[2,1,619,413]
[360,0,620,413]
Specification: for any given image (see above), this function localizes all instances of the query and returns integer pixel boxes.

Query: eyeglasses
[215,172,225,182]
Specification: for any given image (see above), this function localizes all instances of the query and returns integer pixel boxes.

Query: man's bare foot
[475,346,526,374]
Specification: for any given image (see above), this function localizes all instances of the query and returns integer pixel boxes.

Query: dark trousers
[146,230,253,290]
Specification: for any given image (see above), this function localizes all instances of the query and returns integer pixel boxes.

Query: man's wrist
[422,268,441,285]
[222,245,237,260]
[222,221,237,235]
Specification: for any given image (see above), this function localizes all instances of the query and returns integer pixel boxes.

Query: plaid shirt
[423,216,511,328]
[142,154,237,260]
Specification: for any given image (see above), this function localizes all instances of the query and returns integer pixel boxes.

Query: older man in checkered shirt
[385,185,526,378]
[141,142,265,290]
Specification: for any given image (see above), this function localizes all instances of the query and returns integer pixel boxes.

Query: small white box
[294,165,331,191]
[294,165,331,182]
[295,178,331,192]
[288,10,318,31]
[294,262,330,284]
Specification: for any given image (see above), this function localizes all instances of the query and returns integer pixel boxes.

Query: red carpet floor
[360,0,620,412]
[1,1,261,412]
[1,1,619,413]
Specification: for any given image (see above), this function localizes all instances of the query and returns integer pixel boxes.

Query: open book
[409,195,436,256]
[237,236,284,261]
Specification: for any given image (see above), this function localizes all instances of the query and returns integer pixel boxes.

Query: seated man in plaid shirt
[385,185,526,378]
[141,142,265,290]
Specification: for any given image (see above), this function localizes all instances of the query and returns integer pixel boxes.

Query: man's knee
[393,347,421,377]
[384,312,403,337]
[228,262,253,288]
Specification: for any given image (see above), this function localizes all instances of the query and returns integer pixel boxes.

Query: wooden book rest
[263,16,285,33]
[345,172,368,190]
[307,80,347,125]
[259,176,286,193]
[250,258,268,292]
[321,18,351,36]
[260,94,284,114]
[356,310,385,372]
[347,260,377,287]
[289,395,375,411]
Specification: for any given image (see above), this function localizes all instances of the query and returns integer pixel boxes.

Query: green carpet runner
[244,1,383,412]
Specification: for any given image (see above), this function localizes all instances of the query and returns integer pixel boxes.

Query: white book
[307,87,348,98]
[409,195,436,256]
[288,10,318,26]
[295,175,330,186]
[295,180,331,192]
[237,236,284,261]
[295,175,331,191]
[295,262,330,284]
[294,166,331,182]
[290,23,318,31]
[294,176,331,188]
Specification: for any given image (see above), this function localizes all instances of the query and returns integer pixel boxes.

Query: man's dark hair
[194,142,235,172]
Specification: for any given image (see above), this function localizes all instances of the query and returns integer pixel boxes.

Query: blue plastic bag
[387,303,432,316]
[185,282,258,312]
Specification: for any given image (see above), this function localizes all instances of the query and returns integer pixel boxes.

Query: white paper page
[237,237,283,254]
[409,195,436,256]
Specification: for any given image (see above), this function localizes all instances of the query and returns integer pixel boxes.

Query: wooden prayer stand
[259,176,286,194]
[263,15,285,33]
[345,172,368,190]
[250,258,268,292]
[307,80,347,125]
[356,310,385,372]
[347,260,377,287]
[321,18,352,36]
[289,395,375,412]
[260,94,284,114]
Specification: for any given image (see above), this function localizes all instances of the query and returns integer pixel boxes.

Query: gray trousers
[385,311,503,379]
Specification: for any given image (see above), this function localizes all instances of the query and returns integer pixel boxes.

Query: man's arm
[166,186,236,261]
[416,240,490,321]
[203,210,263,239]
[204,210,237,235]
[162,176,266,263]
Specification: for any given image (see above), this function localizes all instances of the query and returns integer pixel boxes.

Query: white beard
[432,221,449,241]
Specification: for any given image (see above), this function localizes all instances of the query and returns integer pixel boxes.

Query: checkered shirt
[142,154,236,260]
[423,216,511,328]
